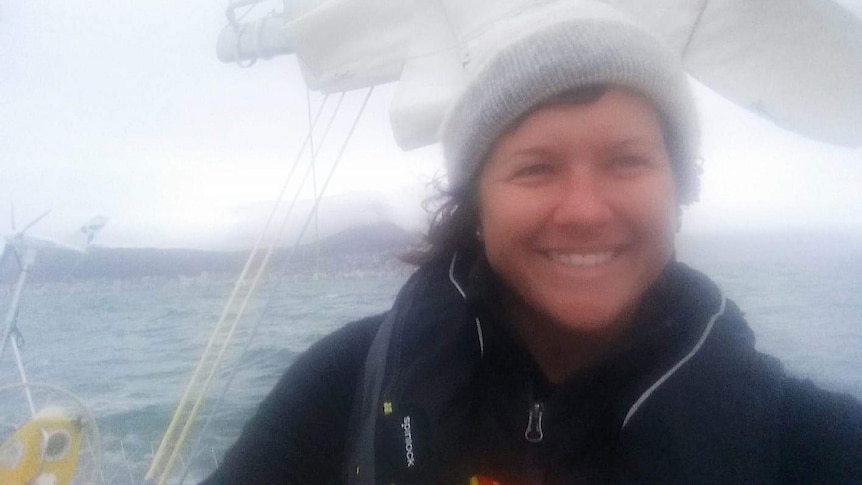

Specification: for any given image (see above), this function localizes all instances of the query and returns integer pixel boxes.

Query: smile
[547,250,615,268]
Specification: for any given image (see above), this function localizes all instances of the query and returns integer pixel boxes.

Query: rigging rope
[145,93,336,485]
[172,90,346,483]
[151,86,375,484]
[308,86,323,277]
[174,86,375,484]
[681,0,709,60]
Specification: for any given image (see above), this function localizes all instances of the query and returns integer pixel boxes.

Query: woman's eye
[514,162,554,178]
[610,156,648,174]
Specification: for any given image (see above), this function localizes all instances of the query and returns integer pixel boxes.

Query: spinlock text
[401,416,415,467]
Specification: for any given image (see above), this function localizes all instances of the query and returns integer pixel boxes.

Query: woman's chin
[554,314,627,336]
[522,290,637,337]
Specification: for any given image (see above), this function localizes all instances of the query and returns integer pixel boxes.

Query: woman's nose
[551,169,612,228]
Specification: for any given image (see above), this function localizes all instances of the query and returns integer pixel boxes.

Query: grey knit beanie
[440,8,700,204]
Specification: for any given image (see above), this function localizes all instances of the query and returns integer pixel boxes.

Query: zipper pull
[524,402,544,443]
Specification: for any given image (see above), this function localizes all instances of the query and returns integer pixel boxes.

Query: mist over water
[0,229,859,483]
[678,229,862,396]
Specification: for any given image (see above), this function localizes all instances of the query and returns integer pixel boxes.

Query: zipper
[524,401,544,443]
[523,400,546,485]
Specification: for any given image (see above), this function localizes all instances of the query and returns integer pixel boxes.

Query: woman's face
[477,88,677,335]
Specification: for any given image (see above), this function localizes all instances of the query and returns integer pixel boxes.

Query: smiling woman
[477,89,678,381]
[202,5,862,484]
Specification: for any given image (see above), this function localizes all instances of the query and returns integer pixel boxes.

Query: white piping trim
[448,252,485,357]
[448,252,467,298]
[474,317,485,358]
[621,295,727,429]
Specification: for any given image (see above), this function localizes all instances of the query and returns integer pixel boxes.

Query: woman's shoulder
[779,377,862,482]
[295,314,386,372]
[269,313,386,408]
[201,314,386,484]
[255,312,385,418]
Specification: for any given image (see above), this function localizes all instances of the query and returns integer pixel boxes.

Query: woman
[203,8,862,485]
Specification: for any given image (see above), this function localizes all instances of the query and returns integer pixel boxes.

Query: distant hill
[0,222,420,283]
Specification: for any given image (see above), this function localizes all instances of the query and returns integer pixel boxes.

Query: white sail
[218,0,862,149]
[606,0,862,147]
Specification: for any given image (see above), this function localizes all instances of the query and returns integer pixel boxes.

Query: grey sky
[2,0,861,249]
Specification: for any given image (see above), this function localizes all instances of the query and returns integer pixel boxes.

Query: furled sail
[218,0,862,150]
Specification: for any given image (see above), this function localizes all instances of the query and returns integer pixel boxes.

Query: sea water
[0,230,859,484]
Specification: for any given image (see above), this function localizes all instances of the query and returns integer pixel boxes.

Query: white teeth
[550,251,614,267]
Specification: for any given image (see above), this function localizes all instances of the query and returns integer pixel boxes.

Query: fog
[2,0,861,249]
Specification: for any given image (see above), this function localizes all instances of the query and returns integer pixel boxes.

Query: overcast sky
[2,0,861,250]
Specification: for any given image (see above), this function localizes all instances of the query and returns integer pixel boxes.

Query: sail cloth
[217,0,862,149]
[606,0,862,148]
